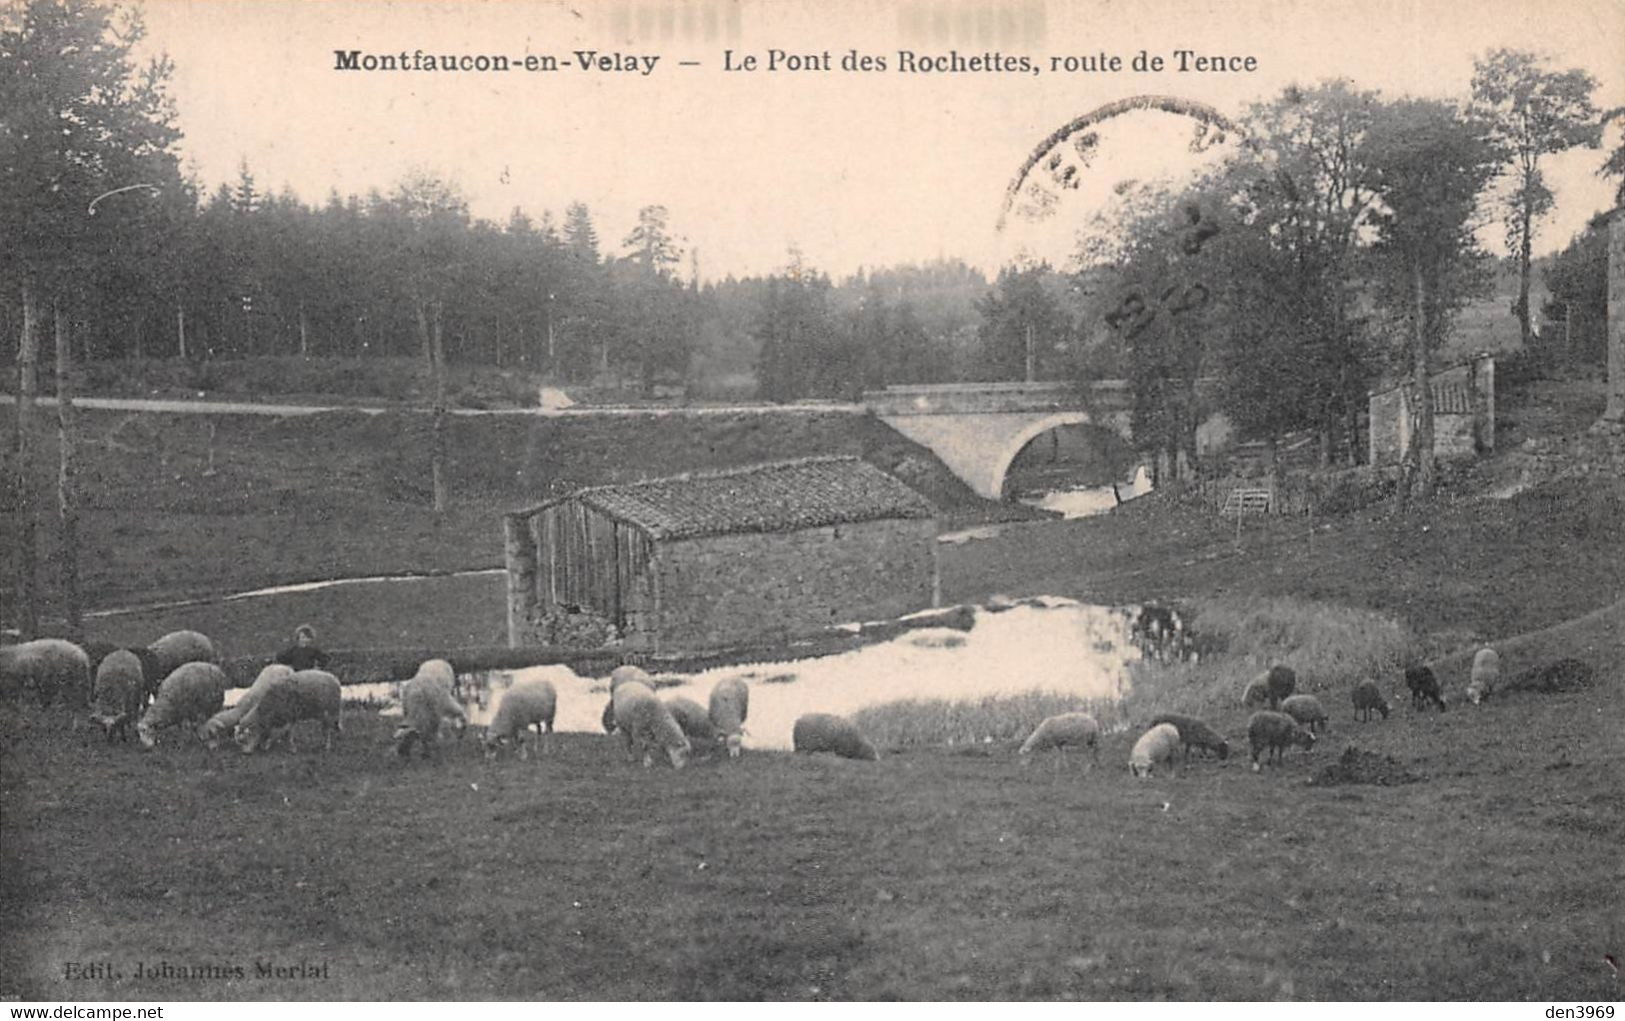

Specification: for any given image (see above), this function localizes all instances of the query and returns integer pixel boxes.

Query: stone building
[1367,353,1495,466]
[502,456,939,652]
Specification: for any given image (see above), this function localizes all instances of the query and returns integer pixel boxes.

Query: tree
[1541,214,1609,368]
[621,205,681,274]
[1601,106,1625,205]
[1363,99,1500,502]
[974,264,1071,382]
[389,170,469,513]
[0,0,182,639]
[1471,50,1602,347]
[1232,81,1386,463]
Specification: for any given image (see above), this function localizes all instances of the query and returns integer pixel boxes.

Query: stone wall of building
[643,517,939,651]
[1368,354,1495,466]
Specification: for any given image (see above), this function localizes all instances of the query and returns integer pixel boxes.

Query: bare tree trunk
[13,280,41,638]
[428,302,449,514]
[176,302,187,360]
[299,303,309,358]
[54,297,82,647]
[1412,260,1436,499]
[1516,195,1533,349]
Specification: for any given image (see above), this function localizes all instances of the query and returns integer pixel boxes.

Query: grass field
[3,366,1624,1000]
[3,603,1620,1001]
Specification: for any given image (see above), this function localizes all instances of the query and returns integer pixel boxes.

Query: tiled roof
[520,456,936,539]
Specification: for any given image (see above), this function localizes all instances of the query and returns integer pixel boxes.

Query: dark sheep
[1148,713,1230,760]
[1351,680,1391,722]
[1266,665,1297,709]
[1404,665,1447,712]
[1246,710,1316,771]
[1279,694,1329,733]
[792,713,879,761]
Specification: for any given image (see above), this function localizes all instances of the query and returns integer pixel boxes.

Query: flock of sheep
[0,619,1511,778]
[0,631,887,768]
[1023,648,1503,779]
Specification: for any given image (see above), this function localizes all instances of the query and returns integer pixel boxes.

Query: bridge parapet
[863,380,1131,416]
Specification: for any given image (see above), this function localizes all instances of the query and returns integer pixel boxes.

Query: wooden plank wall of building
[531,501,655,634]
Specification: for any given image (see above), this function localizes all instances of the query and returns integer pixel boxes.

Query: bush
[1118,596,1422,722]
[852,691,1120,749]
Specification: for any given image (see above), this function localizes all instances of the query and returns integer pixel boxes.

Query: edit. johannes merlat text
[127,959,330,980]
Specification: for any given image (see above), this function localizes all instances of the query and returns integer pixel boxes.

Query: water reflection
[345,600,1144,751]
[1020,465,1154,519]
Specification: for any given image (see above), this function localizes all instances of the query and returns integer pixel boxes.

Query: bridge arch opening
[988,412,1097,498]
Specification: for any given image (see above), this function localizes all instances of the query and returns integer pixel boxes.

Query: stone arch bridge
[864,381,1228,499]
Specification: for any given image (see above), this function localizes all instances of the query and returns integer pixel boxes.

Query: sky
[131,0,1625,280]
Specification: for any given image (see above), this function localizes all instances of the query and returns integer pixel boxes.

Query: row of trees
[5,0,1624,638]
[1073,51,1617,498]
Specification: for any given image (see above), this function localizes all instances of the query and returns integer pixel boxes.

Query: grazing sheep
[792,713,879,762]
[0,638,93,708]
[415,658,457,692]
[484,680,558,760]
[1266,665,1297,708]
[663,695,720,749]
[1351,680,1391,722]
[1128,722,1183,777]
[1280,694,1329,733]
[708,678,750,758]
[609,664,651,691]
[1467,647,1501,705]
[1246,710,1316,771]
[1148,713,1230,760]
[394,667,470,759]
[136,662,228,749]
[1242,675,1273,709]
[82,640,121,676]
[1019,712,1102,763]
[146,630,219,677]
[199,664,294,748]
[612,681,690,769]
[236,670,343,754]
[599,665,651,734]
[88,649,147,742]
[1405,665,1447,712]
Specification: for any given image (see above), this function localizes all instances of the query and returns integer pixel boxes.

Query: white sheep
[792,713,879,761]
[612,680,690,769]
[1018,712,1101,764]
[1246,710,1316,771]
[707,678,750,759]
[88,649,147,742]
[199,664,294,748]
[405,658,466,738]
[663,695,720,750]
[136,662,228,749]
[598,664,651,734]
[415,658,458,692]
[236,669,343,753]
[394,667,469,759]
[0,638,92,708]
[483,680,558,760]
[1279,694,1329,733]
[1467,647,1501,705]
[1129,722,1182,778]
[609,664,651,691]
[147,629,219,676]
